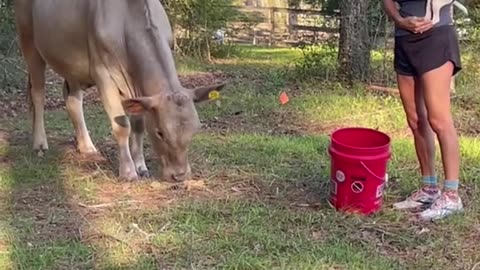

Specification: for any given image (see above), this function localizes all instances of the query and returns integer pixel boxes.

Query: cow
[13,0,227,181]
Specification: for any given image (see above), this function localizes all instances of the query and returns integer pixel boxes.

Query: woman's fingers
[413,19,433,33]
[415,24,433,33]
[416,19,433,27]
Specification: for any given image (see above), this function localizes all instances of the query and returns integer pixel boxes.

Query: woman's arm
[382,0,403,25]
[382,0,433,34]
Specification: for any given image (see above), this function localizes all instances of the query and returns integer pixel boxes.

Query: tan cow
[13,0,226,181]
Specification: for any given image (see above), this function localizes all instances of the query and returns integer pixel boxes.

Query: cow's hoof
[34,146,48,158]
[78,146,98,155]
[138,170,151,178]
[35,149,46,158]
[119,171,139,181]
[33,140,48,152]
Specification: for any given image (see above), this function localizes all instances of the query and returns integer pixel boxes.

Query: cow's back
[15,0,94,85]
[15,0,177,90]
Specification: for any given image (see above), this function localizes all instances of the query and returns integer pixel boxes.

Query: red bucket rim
[330,127,391,151]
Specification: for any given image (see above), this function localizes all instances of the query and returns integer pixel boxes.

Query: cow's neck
[127,31,182,98]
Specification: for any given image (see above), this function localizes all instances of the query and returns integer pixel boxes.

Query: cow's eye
[156,129,164,140]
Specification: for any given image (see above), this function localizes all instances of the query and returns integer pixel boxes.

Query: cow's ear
[191,82,227,103]
[122,97,154,115]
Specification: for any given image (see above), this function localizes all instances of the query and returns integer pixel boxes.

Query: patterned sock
[422,175,438,188]
[444,179,459,191]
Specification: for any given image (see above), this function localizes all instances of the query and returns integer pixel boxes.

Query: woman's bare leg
[398,75,437,182]
[393,74,441,210]
[421,61,460,194]
[418,61,463,221]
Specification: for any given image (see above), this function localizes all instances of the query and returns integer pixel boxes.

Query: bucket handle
[360,161,385,181]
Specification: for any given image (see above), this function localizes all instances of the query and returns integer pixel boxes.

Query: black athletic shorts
[394,25,462,77]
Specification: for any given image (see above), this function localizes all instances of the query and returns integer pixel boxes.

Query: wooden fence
[226,5,342,46]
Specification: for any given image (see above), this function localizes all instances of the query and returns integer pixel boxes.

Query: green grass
[9,242,94,270]
[1,44,480,269]
[142,199,401,269]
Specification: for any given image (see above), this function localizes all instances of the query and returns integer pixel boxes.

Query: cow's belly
[32,0,93,85]
[38,47,93,85]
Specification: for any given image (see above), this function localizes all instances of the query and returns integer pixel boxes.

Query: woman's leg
[421,61,460,189]
[400,75,437,181]
[418,61,463,221]
[393,74,441,210]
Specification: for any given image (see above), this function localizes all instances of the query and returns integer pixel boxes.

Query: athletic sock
[444,179,459,192]
[422,175,438,188]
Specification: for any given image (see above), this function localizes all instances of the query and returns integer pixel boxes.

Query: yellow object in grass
[209,90,221,100]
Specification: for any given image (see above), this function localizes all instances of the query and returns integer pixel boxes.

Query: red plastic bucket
[327,127,391,215]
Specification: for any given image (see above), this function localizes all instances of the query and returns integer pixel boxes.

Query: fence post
[269,7,276,46]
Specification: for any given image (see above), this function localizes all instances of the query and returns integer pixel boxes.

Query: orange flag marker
[279,91,289,105]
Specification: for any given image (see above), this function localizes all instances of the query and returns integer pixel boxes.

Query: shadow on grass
[0,128,170,269]
[1,130,94,269]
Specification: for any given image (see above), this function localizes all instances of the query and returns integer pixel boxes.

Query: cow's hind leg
[63,81,97,154]
[130,115,149,177]
[22,46,48,156]
[15,0,47,156]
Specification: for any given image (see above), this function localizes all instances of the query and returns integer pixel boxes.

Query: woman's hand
[396,16,433,34]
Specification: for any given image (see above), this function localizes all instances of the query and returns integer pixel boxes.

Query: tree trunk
[337,0,371,83]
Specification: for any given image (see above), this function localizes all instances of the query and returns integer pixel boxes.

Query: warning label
[351,181,364,194]
[376,183,385,198]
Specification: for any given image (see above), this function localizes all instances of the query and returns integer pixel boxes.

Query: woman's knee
[428,115,455,134]
[407,112,429,132]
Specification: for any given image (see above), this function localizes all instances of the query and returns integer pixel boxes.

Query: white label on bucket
[330,180,337,195]
[336,170,345,183]
[376,183,385,198]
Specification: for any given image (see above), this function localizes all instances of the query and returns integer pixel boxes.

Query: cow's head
[122,82,226,181]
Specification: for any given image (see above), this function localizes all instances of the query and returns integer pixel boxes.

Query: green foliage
[163,0,245,59]
[288,0,338,13]
[291,43,338,82]
[456,6,480,45]
[210,42,246,58]
[0,0,15,54]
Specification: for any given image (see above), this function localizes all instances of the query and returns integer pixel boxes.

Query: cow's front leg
[130,115,149,177]
[96,80,138,181]
[63,81,98,154]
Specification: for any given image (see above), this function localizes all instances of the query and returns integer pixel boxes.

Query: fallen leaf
[311,230,325,241]
[184,180,206,191]
[149,182,164,190]
[416,227,430,235]
[231,187,241,193]
[209,90,221,100]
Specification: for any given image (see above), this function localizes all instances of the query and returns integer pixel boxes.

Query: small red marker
[279,91,289,105]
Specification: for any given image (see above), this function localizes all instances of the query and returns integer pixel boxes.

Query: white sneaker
[419,193,464,221]
[425,0,455,24]
[393,187,441,210]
